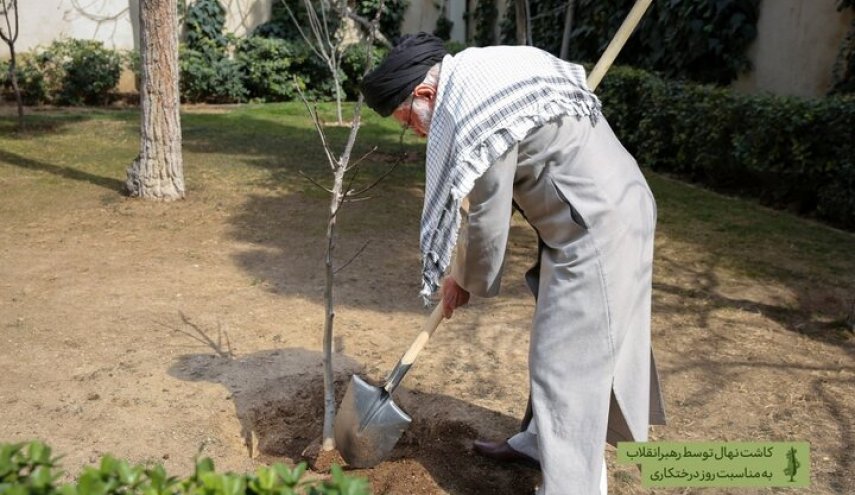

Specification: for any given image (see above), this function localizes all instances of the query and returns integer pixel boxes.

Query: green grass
[1,102,853,312]
[650,173,854,288]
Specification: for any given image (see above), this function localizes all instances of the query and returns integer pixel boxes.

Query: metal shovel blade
[335,374,411,468]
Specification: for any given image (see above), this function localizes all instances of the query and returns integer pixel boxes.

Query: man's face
[392,94,434,138]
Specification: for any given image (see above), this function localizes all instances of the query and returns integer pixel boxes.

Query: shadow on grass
[168,348,540,495]
[0,148,126,191]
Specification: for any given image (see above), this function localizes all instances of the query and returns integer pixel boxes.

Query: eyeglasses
[399,94,416,133]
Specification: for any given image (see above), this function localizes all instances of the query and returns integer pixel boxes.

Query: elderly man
[361,33,666,494]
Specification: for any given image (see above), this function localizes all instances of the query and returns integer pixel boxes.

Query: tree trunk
[559,0,576,60]
[5,44,22,129]
[321,164,345,451]
[514,0,528,45]
[126,0,184,200]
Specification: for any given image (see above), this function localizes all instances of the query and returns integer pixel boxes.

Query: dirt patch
[1,109,853,494]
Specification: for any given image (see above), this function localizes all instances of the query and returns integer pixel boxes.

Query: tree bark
[126,0,184,200]
[0,0,22,128]
[514,0,531,45]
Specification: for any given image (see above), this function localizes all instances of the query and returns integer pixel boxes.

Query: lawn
[0,103,852,494]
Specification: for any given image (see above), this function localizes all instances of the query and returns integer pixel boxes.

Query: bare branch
[346,128,407,198]
[346,154,405,197]
[295,80,339,170]
[343,7,391,47]
[280,0,325,61]
[344,145,378,172]
[334,241,370,274]
[299,170,334,193]
[0,0,16,44]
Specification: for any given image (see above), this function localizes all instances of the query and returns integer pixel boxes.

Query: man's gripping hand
[440,276,470,318]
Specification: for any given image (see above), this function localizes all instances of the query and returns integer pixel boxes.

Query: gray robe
[451,114,666,495]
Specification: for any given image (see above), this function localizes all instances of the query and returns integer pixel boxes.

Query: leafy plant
[355,0,409,40]
[253,0,344,41]
[831,0,855,94]
[340,42,388,99]
[0,54,46,105]
[179,43,248,103]
[473,0,498,46]
[597,66,855,229]
[501,0,759,85]
[0,441,369,495]
[235,36,301,101]
[184,0,228,54]
[433,13,453,41]
[31,39,122,105]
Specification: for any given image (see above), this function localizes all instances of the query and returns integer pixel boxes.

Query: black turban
[361,32,448,117]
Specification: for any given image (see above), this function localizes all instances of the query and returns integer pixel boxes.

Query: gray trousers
[452,115,666,495]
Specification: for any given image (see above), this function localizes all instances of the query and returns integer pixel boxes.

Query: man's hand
[440,276,470,318]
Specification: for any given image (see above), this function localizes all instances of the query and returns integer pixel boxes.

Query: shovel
[335,303,445,467]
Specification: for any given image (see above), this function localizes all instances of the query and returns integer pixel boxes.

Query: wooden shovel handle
[383,303,445,394]
[586,0,654,91]
[401,303,445,365]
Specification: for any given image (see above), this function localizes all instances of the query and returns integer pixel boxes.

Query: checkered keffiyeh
[419,45,602,300]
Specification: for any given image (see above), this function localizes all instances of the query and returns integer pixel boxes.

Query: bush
[0,441,369,495]
[235,36,301,101]
[340,43,388,99]
[179,42,247,104]
[252,0,342,42]
[501,0,759,85]
[34,39,122,105]
[598,66,855,229]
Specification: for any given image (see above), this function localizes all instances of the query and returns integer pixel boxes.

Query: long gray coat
[451,114,666,494]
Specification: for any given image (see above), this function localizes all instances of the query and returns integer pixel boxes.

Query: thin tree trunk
[330,59,344,124]
[321,161,345,451]
[6,45,22,128]
[0,0,21,128]
[126,0,184,200]
[514,0,531,45]
[559,0,576,60]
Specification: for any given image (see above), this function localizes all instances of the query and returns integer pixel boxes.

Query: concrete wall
[0,0,272,58]
[6,0,849,98]
[0,0,139,56]
[733,0,854,97]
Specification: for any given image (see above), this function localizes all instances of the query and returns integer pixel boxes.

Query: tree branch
[299,170,334,193]
[334,241,370,274]
[295,81,338,170]
[344,146,378,173]
[343,7,391,47]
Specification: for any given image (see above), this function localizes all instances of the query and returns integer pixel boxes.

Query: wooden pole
[586,0,653,91]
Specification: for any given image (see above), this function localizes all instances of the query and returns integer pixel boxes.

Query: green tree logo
[784,447,801,482]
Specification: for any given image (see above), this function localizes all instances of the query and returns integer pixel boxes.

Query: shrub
[1,55,47,105]
[179,43,247,103]
[340,43,388,99]
[184,0,228,53]
[235,36,301,101]
[501,0,759,85]
[252,0,342,42]
[29,39,122,105]
[598,66,855,229]
[353,0,409,40]
[0,441,369,495]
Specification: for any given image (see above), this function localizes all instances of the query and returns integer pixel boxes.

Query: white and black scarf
[419,45,602,300]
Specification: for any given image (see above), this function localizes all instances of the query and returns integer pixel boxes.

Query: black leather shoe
[472,439,541,469]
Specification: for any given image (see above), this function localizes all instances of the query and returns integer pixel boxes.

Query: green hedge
[598,66,855,229]
[0,441,368,495]
[1,39,122,106]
